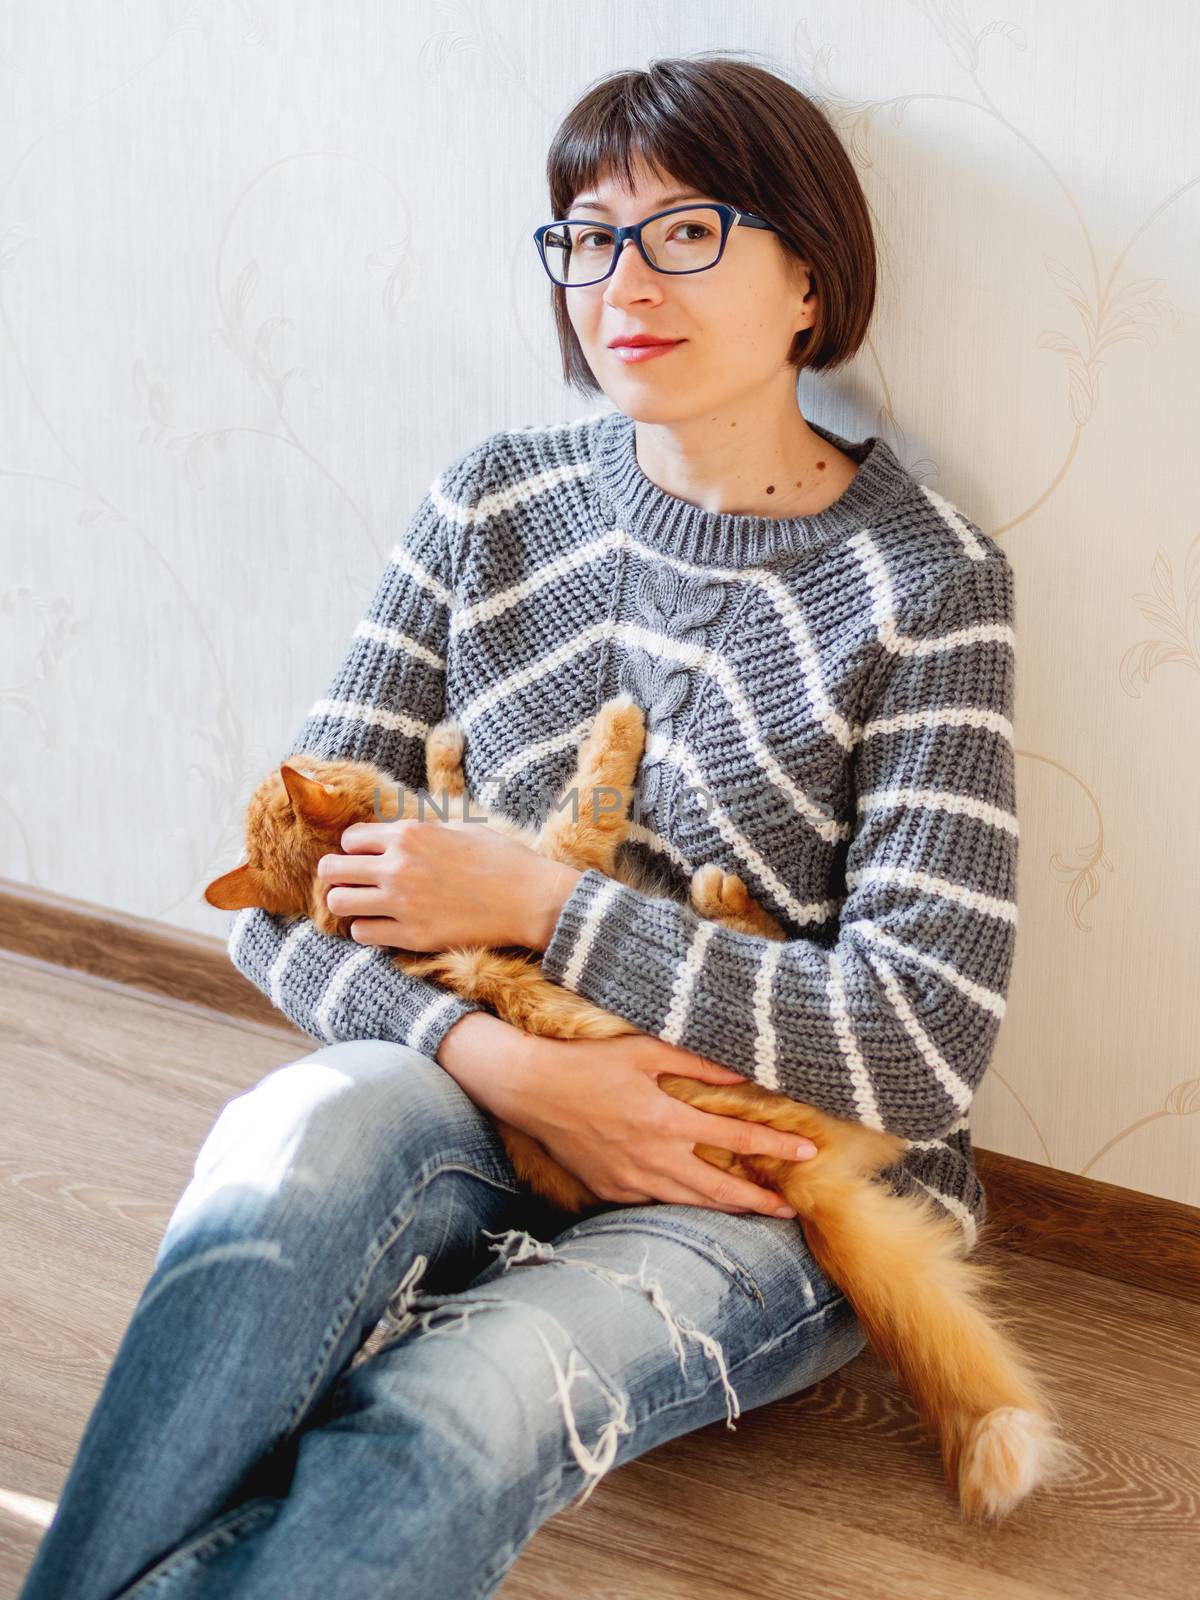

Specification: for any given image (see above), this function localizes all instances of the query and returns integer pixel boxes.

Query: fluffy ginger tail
[796,1172,1082,1521]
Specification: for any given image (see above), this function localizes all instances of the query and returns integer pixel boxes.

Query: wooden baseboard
[0,876,303,1037]
[974,1147,1200,1305]
[4,875,1198,1305]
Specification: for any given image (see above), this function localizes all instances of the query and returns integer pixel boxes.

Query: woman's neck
[633,413,859,521]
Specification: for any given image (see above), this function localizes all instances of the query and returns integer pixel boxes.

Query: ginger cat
[206,693,1079,1520]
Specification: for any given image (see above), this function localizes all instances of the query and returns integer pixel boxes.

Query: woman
[21,53,1018,1599]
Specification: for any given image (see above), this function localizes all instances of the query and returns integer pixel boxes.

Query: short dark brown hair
[543,52,879,398]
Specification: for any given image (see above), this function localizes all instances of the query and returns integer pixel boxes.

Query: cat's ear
[279,762,342,826]
[204,863,271,911]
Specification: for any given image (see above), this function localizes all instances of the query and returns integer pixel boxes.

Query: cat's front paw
[690,862,753,918]
[426,717,465,763]
[425,717,468,802]
[589,693,647,746]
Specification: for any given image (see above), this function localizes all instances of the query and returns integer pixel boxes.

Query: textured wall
[3,2,1196,1210]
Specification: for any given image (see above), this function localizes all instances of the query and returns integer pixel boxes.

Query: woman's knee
[205,1041,429,1172]
[161,1041,506,1253]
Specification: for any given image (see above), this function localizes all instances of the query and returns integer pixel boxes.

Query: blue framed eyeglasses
[532,201,779,288]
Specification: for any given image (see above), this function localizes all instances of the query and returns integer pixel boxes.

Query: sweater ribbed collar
[590,408,911,567]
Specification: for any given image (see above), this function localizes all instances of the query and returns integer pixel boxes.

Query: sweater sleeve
[225,439,495,1061]
[538,555,1019,1142]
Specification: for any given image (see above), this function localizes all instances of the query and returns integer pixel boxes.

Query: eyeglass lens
[542,207,723,285]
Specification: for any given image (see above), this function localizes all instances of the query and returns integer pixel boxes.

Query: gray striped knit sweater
[227,408,1019,1247]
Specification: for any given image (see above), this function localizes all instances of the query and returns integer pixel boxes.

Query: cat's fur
[206,693,1080,1519]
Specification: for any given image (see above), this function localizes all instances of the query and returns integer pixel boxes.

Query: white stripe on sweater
[306,698,430,742]
[846,919,1008,1018]
[918,485,991,563]
[556,875,623,992]
[647,727,848,847]
[751,570,853,747]
[827,948,887,1129]
[852,528,902,645]
[857,704,1014,747]
[909,1175,979,1250]
[355,618,444,670]
[882,616,1014,661]
[451,532,624,633]
[614,819,695,878]
[455,620,609,725]
[848,864,1018,925]
[748,940,886,1128]
[857,784,1020,838]
[269,919,314,1012]
[409,990,469,1055]
[659,919,717,1045]
[853,525,1007,660]
[859,943,976,1115]
[387,543,454,607]
[479,459,595,520]
[902,1115,970,1150]
[312,945,376,1042]
[752,940,784,1083]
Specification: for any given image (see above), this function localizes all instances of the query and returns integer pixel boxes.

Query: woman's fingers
[608,1162,795,1218]
[691,1160,796,1217]
[654,1167,794,1218]
[669,1055,746,1085]
[325,885,390,916]
[681,1107,818,1164]
[621,1175,740,1213]
[316,853,382,883]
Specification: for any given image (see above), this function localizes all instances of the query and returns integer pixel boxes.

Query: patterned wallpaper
[3,2,1196,1211]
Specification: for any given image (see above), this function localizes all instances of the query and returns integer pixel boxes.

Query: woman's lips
[610,340,685,363]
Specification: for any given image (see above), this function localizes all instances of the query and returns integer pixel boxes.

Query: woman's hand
[316,818,581,953]
[499,1032,818,1219]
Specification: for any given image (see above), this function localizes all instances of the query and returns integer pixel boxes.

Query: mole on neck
[765,455,827,498]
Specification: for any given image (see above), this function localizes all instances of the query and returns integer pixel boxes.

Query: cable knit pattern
[617,563,730,820]
[226,408,1019,1246]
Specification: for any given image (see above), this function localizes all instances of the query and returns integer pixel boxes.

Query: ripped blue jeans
[19,1039,867,1600]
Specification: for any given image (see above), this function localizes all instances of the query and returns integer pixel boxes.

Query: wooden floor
[2,951,1196,1600]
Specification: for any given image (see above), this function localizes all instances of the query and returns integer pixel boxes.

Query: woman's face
[563,156,815,423]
